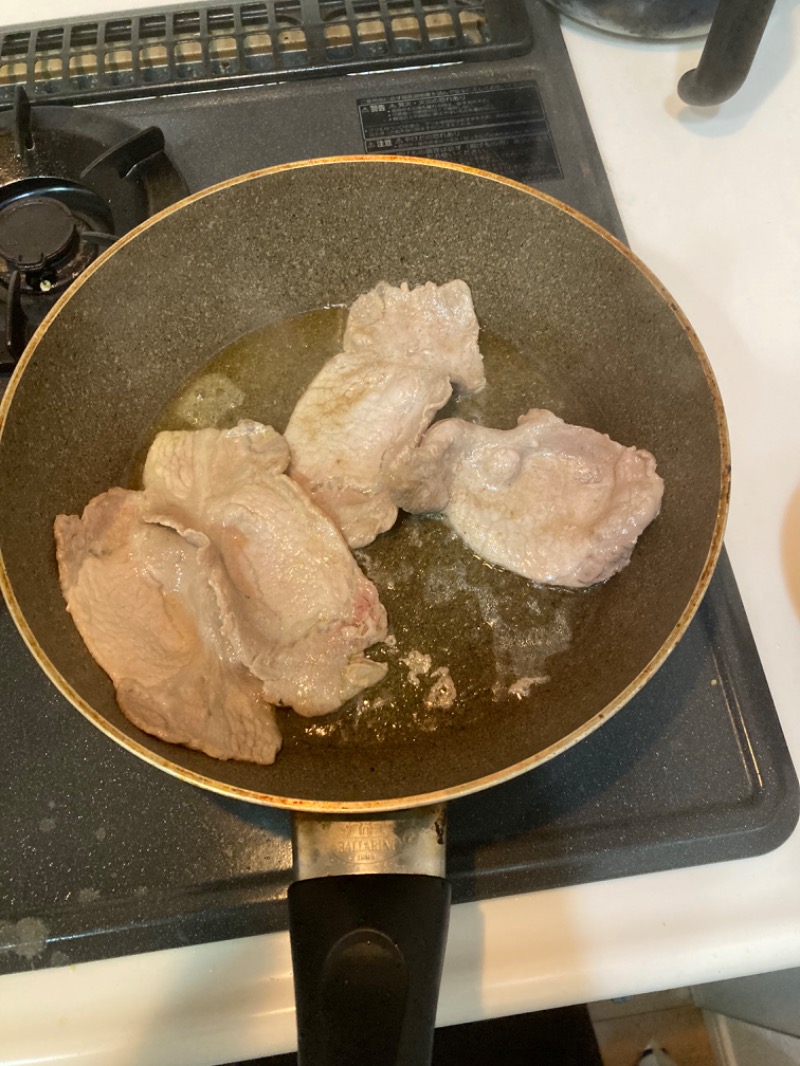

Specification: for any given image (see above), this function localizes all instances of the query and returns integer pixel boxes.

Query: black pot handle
[678,0,777,106]
[289,873,452,1066]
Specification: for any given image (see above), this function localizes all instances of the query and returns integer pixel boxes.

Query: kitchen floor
[590,989,717,1066]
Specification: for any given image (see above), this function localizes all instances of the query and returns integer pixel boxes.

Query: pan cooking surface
[134,305,604,752]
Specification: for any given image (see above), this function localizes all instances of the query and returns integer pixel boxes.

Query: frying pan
[0,157,728,1064]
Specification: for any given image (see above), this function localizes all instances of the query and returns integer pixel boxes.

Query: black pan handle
[289,873,451,1066]
[678,0,777,106]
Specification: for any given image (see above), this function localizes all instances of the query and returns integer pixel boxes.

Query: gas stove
[0,0,797,977]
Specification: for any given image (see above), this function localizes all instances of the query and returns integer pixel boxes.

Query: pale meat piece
[54,487,282,764]
[143,420,389,716]
[284,280,486,548]
[391,409,664,588]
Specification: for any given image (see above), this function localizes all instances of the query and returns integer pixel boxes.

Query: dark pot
[546,0,777,105]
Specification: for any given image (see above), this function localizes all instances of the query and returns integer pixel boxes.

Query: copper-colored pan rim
[0,155,730,813]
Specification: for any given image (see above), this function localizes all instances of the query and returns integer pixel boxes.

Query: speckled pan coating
[0,158,728,812]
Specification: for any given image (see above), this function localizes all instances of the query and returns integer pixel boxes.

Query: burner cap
[0,197,78,271]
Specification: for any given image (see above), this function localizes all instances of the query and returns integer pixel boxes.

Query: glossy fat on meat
[142,420,389,716]
[284,280,486,548]
[54,488,282,764]
[392,409,664,588]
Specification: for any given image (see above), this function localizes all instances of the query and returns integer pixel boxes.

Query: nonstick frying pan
[0,158,728,1064]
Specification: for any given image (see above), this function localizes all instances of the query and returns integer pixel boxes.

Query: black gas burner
[0,180,112,289]
[0,196,80,273]
[0,87,188,371]
[0,180,113,360]
[0,176,118,360]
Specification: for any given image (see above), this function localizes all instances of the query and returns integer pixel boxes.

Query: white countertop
[2,2,800,1063]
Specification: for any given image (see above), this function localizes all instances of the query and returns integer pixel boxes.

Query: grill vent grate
[0,0,532,106]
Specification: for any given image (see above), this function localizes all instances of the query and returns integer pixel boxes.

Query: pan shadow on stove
[213,794,293,839]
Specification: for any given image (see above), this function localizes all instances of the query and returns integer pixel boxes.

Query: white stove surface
[1,2,800,1063]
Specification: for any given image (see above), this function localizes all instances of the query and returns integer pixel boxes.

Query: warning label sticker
[358,81,563,184]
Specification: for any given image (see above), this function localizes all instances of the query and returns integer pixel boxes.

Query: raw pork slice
[391,409,664,588]
[284,280,486,548]
[54,487,282,764]
[143,420,388,716]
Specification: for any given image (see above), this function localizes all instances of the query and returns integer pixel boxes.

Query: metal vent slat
[0,0,532,107]
[198,5,212,79]
[378,0,398,57]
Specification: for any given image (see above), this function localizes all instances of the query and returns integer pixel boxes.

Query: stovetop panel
[0,0,796,977]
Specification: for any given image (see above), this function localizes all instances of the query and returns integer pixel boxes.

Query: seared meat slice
[143,420,388,716]
[54,488,282,764]
[284,280,485,548]
[342,279,485,374]
[391,409,664,588]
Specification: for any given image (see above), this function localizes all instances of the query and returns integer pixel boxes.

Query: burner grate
[0,88,188,368]
[0,1,532,106]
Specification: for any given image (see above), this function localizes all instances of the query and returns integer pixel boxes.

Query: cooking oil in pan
[143,307,594,748]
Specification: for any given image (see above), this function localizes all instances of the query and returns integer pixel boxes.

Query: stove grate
[0,87,188,367]
[0,0,533,106]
